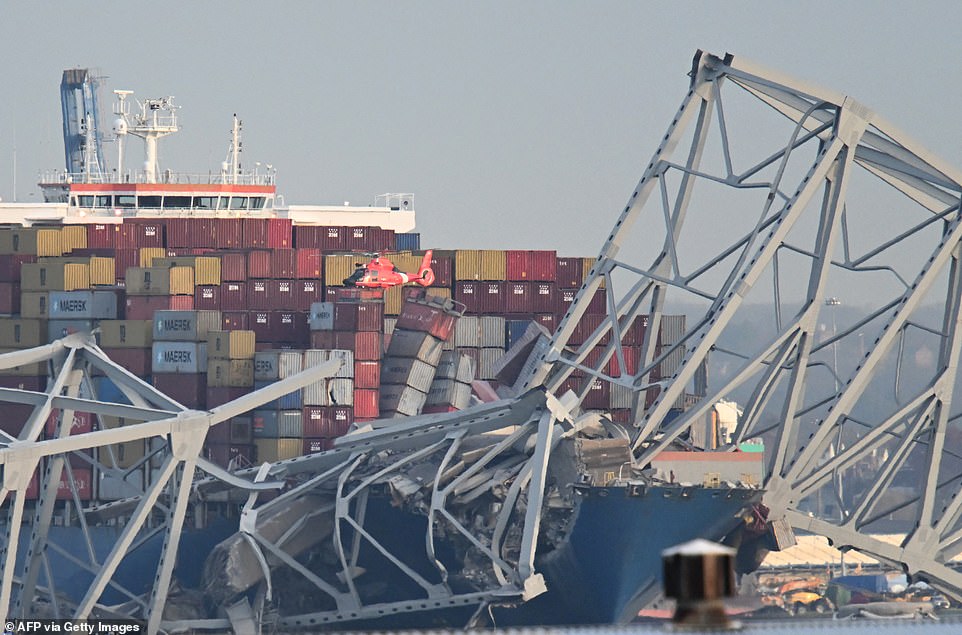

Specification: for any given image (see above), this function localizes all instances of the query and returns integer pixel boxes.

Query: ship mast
[117,94,179,183]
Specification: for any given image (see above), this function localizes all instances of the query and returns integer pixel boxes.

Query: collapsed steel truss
[2,49,962,630]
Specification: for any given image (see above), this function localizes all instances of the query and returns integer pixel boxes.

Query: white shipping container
[379,384,427,417]
[96,467,145,501]
[454,316,480,348]
[609,383,634,409]
[153,310,223,342]
[426,379,472,409]
[381,357,436,393]
[329,378,355,406]
[328,349,354,378]
[302,379,330,407]
[49,290,118,319]
[386,329,445,366]
[151,342,208,373]
[478,316,506,348]
[254,349,304,381]
[278,410,303,438]
[308,302,335,330]
[478,347,504,380]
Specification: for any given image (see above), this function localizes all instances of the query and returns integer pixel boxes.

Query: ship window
[138,196,161,208]
[163,196,191,208]
[192,196,216,210]
[78,195,95,207]
[95,195,111,207]
[249,196,266,209]
[116,195,136,208]
[229,196,248,210]
[217,196,229,210]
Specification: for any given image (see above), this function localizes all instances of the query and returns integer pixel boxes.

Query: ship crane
[6,51,962,633]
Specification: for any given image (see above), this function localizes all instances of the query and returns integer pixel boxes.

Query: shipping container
[100,347,152,376]
[353,388,379,419]
[454,316,480,348]
[248,280,270,310]
[479,250,507,281]
[354,361,380,388]
[254,349,303,381]
[208,330,256,359]
[221,311,249,331]
[0,319,47,347]
[212,218,243,250]
[206,386,249,409]
[294,248,322,279]
[330,405,353,435]
[138,247,165,268]
[60,225,87,254]
[435,351,477,383]
[0,254,36,283]
[454,281,482,314]
[353,331,382,361]
[328,378,354,406]
[219,251,247,281]
[454,250,482,281]
[270,249,297,279]
[301,406,331,437]
[25,466,93,501]
[302,438,333,454]
[478,281,504,314]
[556,257,583,288]
[204,442,254,469]
[121,219,165,249]
[152,341,208,373]
[246,250,272,279]
[152,372,207,408]
[166,218,214,249]
[381,357,436,392]
[379,384,427,417]
[426,379,472,409]
[193,284,221,310]
[395,301,456,340]
[383,286,404,316]
[124,295,174,320]
[124,267,171,295]
[153,310,222,342]
[478,316,506,348]
[48,319,96,341]
[386,329,445,366]
[207,359,255,387]
[477,348,505,380]
[395,232,420,251]
[35,228,63,257]
[254,438,301,463]
[48,290,118,319]
[0,282,18,315]
[44,410,94,437]
[86,224,116,250]
[21,261,89,292]
[323,255,358,287]
[308,302,335,330]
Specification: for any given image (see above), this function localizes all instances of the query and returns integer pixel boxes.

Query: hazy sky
[2,1,962,258]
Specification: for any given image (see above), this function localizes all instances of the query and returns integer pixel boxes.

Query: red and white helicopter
[342,250,435,288]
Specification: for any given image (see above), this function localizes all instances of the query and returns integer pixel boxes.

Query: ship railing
[38,170,276,186]
[375,193,415,210]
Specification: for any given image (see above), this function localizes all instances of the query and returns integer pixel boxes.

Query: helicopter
[342,249,436,288]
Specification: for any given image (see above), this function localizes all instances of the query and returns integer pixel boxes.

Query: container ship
[0,69,765,630]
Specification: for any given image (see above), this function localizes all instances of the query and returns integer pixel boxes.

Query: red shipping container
[585,288,607,315]
[125,295,175,320]
[354,388,379,418]
[327,287,383,303]
[354,332,382,361]
[153,372,207,408]
[302,406,332,437]
[272,310,309,346]
[248,280,271,309]
[270,249,296,279]
[454,281,482,314]
[621,315,649,346]
[505,251,526,281]
[220,252,248,282]
[354,361,380,388]
[25,466,93,501]
[293,280,322,311]
[310,330,337,349]
[207,419,232,443]
[267,279,296,309]
[101,348,152,376]
[0,375,46,391]
[370,228,395,252]
[527,250,557,281]
[356,303,384,332]
[221,281,249,311]
[504,282,531,314]
[317,226,347,252]
[333,330,356,351]
[86,223,116,250]
[166,218,213,248]
[242,218,269,248]
[346,226,372,251]
[113,249,140,280]
[302,438,333,454]
[556,257,583,288]
[213,218,243,249]
[295,248,322,279]
[330,405,354,436]
[222,311,249,330]
[170,295,194,311]
[44,410,94,437]
[572,314,610,346]
[0,282,20,314]
[266,219,293,248]
[293,225,318,249]
[207,386,249,408]
[429,256,453,287]
[606,346,639,376]
[334,303,358,331]
[249,310,273,341]
[532,313,556,333]
[479,281,505,314]
[247,250,272,279]
[119,219,164,249]
[0,254,36,283]
[194,284,221,310]
[530,282,558,314]
[396,302,455,340]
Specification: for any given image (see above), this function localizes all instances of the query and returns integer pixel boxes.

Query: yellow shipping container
[455,249,482,280]
[169,266,195,295]
[138,247,166,268]
[193,256,221,285]
[35,228,63,257]
[582,257,605,289]
[383,286,404,315]
[324,254,358,287]
[255,438,302,463]
[208,329,256,360]
[480,249,506,281]
[393,252,422,274]
[207,359,255,387]
[424,287,452,301]
[64,263,90,290]
[60,226,87,253]
[88,256,115,285]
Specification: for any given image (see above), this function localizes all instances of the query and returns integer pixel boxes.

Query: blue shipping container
[395,233,421,251]
[252,379,302,410]
[506,320,533,349]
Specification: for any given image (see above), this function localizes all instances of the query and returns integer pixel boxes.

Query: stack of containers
[204,329,256,467]
[252,349,304,462]
[301,348,357,453]
[151,309,220,409]
[0,318,49,436]
[379,293,460,417]
[219,250,249,330]
[454,314,506,380]
[46,289,120,342]
[98,318,154,379]
[424,350,475,413]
